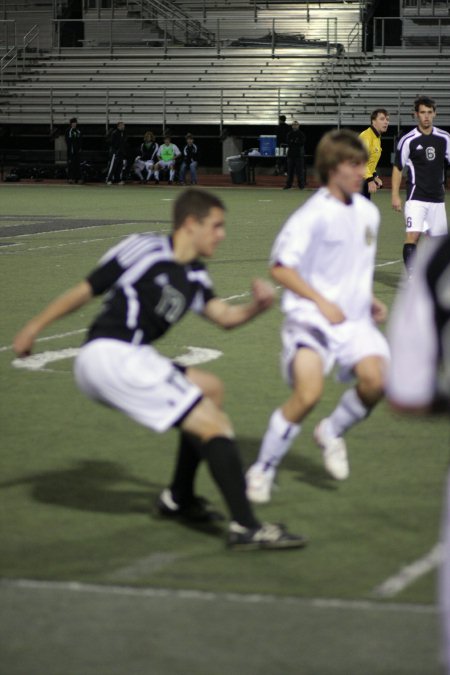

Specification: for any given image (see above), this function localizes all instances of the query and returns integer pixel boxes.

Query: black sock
[403,243,417,275]
[200,436,260,529]
[169,432,202,504]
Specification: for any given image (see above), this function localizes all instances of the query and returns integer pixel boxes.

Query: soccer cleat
[156,488,224,523]
[245,463,276,504]
[314,419,350,480]
[227,521,307,551]
[154,179,160,185]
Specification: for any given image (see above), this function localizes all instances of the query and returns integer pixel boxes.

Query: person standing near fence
[283,120,306,190]
[65,117,82,184]
[106,121,128,186]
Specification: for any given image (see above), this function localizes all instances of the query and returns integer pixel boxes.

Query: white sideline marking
[0,578,437,614]
[11,346,223,372]
[372,543,444,598]
[376,259,402,268]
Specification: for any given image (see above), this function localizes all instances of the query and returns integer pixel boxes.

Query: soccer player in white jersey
[392,96,450,277]
[13,188,307,551]
[386,236,450,675]
[246,129,390,504]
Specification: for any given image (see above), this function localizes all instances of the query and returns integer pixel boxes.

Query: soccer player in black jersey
[387,236,450,675]
[392,96,450,277]
[13,188,307,551]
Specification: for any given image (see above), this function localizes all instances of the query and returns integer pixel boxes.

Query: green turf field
[1,183,449,674]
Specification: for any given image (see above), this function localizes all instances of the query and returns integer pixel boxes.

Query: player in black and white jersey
[387,236,450,675]
[392,96,450,277]
[13,188,307,551]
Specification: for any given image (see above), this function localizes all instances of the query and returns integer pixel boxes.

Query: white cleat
[246,464,276,504]
[314,419,350,481]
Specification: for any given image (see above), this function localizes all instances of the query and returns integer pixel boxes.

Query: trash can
[227,155,247,184]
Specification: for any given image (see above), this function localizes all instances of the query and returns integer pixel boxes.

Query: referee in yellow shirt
[359,109,390,199]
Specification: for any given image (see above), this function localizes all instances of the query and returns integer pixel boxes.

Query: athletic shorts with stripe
[74,339,202,433]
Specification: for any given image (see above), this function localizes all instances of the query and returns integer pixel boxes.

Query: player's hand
[374,177,383,189]
[368,180,378,194]
[392,195,402,212]
[251,278,276,312]
[316,298,346,324]
[12,325,37,357]
[371,297,388,324]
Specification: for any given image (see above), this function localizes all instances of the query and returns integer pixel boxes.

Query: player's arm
[13,281,93,357]
[271,263,345,324]
[371,295,388,324]
[391,165,403,212]
[202,278,275,328]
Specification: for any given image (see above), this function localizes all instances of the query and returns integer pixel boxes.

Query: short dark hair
[370,108,388,122]
[414,96,436,112]
[315,129,368,185]
[279,115,286,123]
[69,117,77,124]
[173,188,225,230]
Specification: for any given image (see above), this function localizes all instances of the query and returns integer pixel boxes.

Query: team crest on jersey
[426,146,436,161]
[365,225,375,246]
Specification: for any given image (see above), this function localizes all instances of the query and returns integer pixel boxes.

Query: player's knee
[358,368,384,403]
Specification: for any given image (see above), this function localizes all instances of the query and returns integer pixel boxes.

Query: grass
[1,183,449,674]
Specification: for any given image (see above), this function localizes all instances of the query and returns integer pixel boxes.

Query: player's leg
[403,201,427,276]
[284,157,294,189]
[145,160,154,182]
[314,323,388,481]
[190,161,198,185]
[168,161,175,184]
[153,161,161,184]
[134,158,145,182]
[179,161,186,185]
[164,367,224,506]
[105,153,116,184]
[427,202,448,238]
[181,398,307,549]
[246,347,324,503]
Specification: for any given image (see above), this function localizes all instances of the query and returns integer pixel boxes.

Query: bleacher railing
[373,16,450,53]
[51,16,345,55]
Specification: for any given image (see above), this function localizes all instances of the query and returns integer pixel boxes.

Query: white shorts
[134,158,155,171]
[280,317,390,386]
[74,339,202,433]
[156,160,176,169]
[405,200,448,236]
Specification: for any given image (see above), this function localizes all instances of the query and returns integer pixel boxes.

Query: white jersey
[271,187,380,328]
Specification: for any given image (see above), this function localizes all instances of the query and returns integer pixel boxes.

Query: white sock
[154,171,159,180]
[169,169,175,181]
[256,409,301,470]
[327,388,370,438]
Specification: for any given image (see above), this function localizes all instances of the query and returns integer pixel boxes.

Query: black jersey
[85,233,215,345]
[394,126,450,202]
[139,142,158,162]
[425,236,450,408]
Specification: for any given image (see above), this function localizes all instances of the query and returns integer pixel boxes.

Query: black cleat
[227,522,308,551]
[156,488,224,523]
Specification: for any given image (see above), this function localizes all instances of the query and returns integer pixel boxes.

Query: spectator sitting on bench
[154,134,181,185]
[134,131,159,183]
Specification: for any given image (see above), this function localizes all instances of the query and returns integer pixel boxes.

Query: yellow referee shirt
[359,126,381,180]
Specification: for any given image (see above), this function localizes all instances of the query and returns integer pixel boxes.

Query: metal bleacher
[0,1,449,132]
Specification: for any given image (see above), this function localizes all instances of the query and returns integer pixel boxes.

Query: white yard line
[372,543,444,598]
[0,577,437,614]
